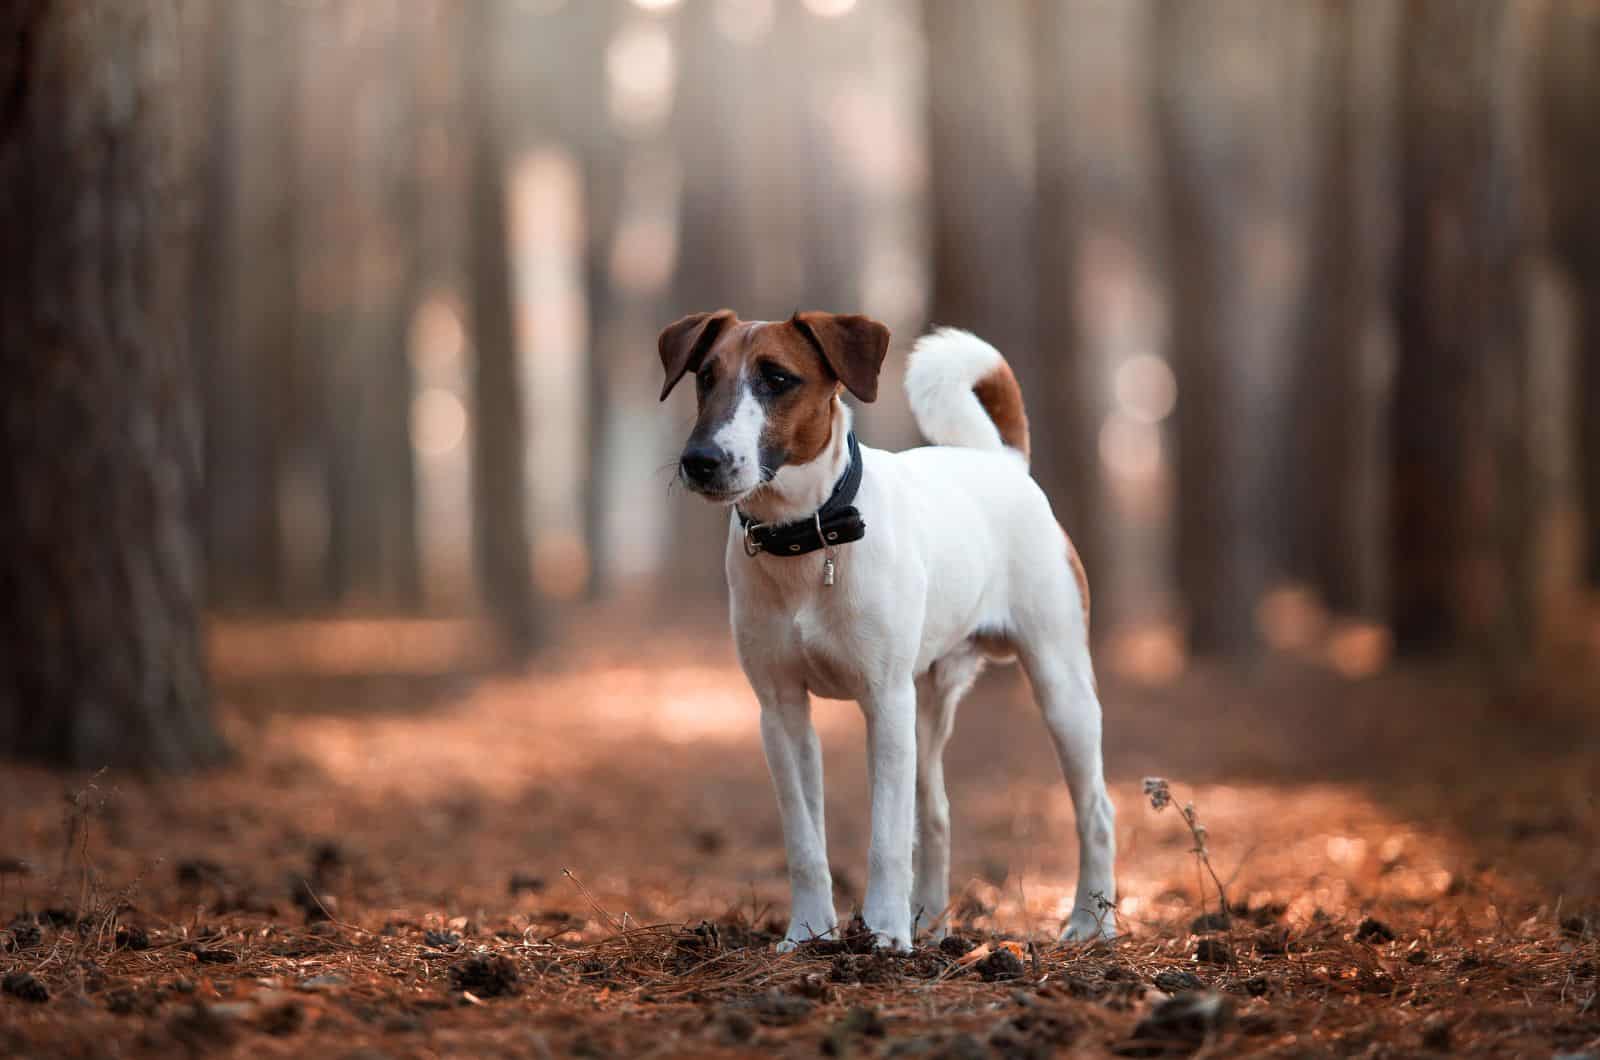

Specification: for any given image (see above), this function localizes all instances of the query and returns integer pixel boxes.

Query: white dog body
[660,315,1116,951]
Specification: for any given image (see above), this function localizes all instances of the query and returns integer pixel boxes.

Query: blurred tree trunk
[1029,1,1168,634]
[465,0,540,656]
[333,5,422,607]
[927,0,1040,455]
[499,0,622,602]
[668,2,746,596]
[927,0,1034,348]
[192,0,249,610]
[1578,276,1600,590]
[1153,0,1322,656]
[213,1,302,609]
[786,7,863,315]
[286,1,346,607]
[581,216,619,602]
[1390,0,1532,658]
[1031,0,1139,623]
[1030,0,1087,550]
[0,1,223,768]
[1291,0,1393,619]
[303,1,422,609]
[1541,0,1600,591]
[580,9,621,601]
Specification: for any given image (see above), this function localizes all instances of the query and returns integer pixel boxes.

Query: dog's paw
[1060,910,1117,943]
[777,916,838,954]
[871,930,912,954]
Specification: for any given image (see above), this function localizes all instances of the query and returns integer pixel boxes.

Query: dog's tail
[905,328,1030,465]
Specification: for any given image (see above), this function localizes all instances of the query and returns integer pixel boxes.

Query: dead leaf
[956,942,992,967]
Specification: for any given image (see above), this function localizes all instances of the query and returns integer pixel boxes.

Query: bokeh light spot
[1327,621,1392,679]
[802,0,856,17]
[607,22,676,133]
[1108,624,1186,687]
[1256,584,1326,652]
[1098,413,1162,479]
[412,387,468,458]
[410,294,465,379]
[1114,352,1177,424]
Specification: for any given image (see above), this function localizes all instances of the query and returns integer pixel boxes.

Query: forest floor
[2,609,1599,1058]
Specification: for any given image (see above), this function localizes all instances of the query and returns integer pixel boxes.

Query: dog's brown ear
[658,309,737,400]
[791,312,890,403]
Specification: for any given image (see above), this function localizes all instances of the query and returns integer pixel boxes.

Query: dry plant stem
[563,869,627,936]
[1184,801,1232,917]
[1145,778,1231,917]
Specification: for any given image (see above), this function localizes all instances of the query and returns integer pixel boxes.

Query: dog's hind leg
[911,649,982,940]
[758,686,837,951]
[1016,628,1117,941]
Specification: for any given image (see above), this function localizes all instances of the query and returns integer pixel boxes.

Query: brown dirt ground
[1,612,1598,1058]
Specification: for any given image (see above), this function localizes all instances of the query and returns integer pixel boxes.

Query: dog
[659,310,1116,951]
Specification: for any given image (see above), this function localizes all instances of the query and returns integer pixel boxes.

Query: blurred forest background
[3,0,1600,769]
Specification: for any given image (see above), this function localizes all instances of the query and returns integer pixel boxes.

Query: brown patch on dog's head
[755,319,844,466]
[789,311,890,404]
[658,310,888,500]
[658,309,736,401]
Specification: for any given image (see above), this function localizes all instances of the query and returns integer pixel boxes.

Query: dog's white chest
[787,601,867,701]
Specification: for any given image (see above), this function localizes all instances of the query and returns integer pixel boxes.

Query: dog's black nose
[680,444,726,485]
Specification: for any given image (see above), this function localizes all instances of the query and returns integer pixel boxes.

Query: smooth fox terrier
[659,310,1115,951]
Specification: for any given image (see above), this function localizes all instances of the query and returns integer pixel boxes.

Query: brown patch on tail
[971,360,1030,463]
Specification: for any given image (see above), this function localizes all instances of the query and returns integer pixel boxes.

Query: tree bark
[579,4,622,602]
[1390,0,1531,658]
[465,1,541,656]
[210,0,300,609]
[1579,278,1600,589]
[1291,0,1393,619]
[927,0,1034,353]
[1153,0,1323,656]
[332,2,422,608]
[667,2,749,596]
[1031,0,1091,560]
[1540,0,1600,591]
[1574,291,1600,589]
[928,0,1044,505]
[0,1,223,768]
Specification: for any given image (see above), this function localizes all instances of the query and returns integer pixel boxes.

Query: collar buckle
[737,431,863,561]
[743,520,765,557]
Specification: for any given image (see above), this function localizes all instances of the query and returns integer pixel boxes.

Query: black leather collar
[737,432,866,557]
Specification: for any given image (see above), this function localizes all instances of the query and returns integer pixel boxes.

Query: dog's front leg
[759,689,836,951]
[860,678,917,952]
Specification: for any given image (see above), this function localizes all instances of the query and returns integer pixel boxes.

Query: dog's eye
[695,364,716,391]
[759,363,798,391]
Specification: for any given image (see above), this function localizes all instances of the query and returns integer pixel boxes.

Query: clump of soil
[1125,992,1233,1054]
[3,971,48,1003]
[4,915,41,951]
[1356,916,1397,943]
[449,952,519,997]
[975,945,1027,982]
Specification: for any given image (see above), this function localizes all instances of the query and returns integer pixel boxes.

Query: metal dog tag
[815,512,837,587]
